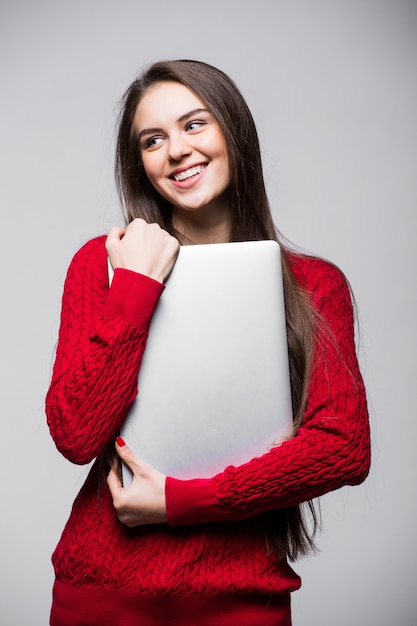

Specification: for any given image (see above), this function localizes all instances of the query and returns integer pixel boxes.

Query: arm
[46,220,179,465]
[107,436,168,526]
[107,258,370,527]
[165,259,371,524]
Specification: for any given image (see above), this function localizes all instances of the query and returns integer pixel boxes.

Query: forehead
[134,81,207,131]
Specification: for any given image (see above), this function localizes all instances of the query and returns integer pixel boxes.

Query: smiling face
[133,81,231,238]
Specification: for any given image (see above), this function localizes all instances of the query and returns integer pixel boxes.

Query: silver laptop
[109,240,293,483]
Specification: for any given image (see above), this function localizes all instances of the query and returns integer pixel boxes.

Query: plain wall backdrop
[1,0,416,624]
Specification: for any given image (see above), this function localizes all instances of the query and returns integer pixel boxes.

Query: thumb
[116,435,127,450]
[115,436,140,474]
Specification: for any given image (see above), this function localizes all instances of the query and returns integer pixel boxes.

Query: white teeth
[174,165,206,181]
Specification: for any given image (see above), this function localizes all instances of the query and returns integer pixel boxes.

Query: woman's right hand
[105,218,180,283]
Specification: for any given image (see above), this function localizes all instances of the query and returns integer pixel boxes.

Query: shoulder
[286,249,348,290]
[66,235,107,271]
[284,249,353,314]
[64,235,108,287]
[69,235,107,264]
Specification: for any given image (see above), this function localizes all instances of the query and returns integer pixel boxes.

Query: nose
[168,132,192,161]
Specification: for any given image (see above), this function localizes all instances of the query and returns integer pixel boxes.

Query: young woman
[46,59,370,625]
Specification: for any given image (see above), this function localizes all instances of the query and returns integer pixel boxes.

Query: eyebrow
[137,108,210,141]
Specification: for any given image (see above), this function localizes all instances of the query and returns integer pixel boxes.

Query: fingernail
[116,436,126,447]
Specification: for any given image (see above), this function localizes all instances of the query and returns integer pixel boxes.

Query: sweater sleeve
[45,236,164,464]
[165,258,371,525]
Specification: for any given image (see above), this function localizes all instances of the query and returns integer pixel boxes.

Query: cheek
[217,145,230,183]
[212,134,230,175]
[141,155,161,186]
[208,130,228,158]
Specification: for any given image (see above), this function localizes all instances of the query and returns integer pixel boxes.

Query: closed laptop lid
[114,240,293,481]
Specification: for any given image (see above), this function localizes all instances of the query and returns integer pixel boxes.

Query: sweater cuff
[165,476,221,525]
[103,268,164,327]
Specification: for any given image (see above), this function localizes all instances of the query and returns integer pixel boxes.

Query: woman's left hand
[107,437,168,526]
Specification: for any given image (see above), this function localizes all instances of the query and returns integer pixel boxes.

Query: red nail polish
[116,436,126,447]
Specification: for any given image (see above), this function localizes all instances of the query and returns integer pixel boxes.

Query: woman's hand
[107,437,168,526]
[105,218,180,283]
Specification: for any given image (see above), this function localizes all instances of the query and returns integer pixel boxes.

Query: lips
[170,163,208,182]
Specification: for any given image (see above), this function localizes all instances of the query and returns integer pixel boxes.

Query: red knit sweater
[46,236,370,625]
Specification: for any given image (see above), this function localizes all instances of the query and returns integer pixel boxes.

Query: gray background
[1,0,416,624]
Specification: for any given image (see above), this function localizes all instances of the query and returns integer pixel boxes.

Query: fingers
[114,435,143,474]
[106,466,122,494]
[107,436,168,527]
[106,226,126,242]
[105,218,180,282]
[106,438,133,496]
[109,436,154,490]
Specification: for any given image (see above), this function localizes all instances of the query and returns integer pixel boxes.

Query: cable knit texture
[46,236,370,622]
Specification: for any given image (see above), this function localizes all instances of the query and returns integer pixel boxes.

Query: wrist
[165,476,220,525]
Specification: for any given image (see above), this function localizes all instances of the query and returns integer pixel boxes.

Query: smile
[173,164,207,182]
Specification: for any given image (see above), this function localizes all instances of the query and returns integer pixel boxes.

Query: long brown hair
[114,59,319,560]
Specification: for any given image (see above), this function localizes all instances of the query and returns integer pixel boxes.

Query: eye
[142,135,164,150]
[186,120,206,132]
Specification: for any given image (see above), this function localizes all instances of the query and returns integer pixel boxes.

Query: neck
[172,205,231,245]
